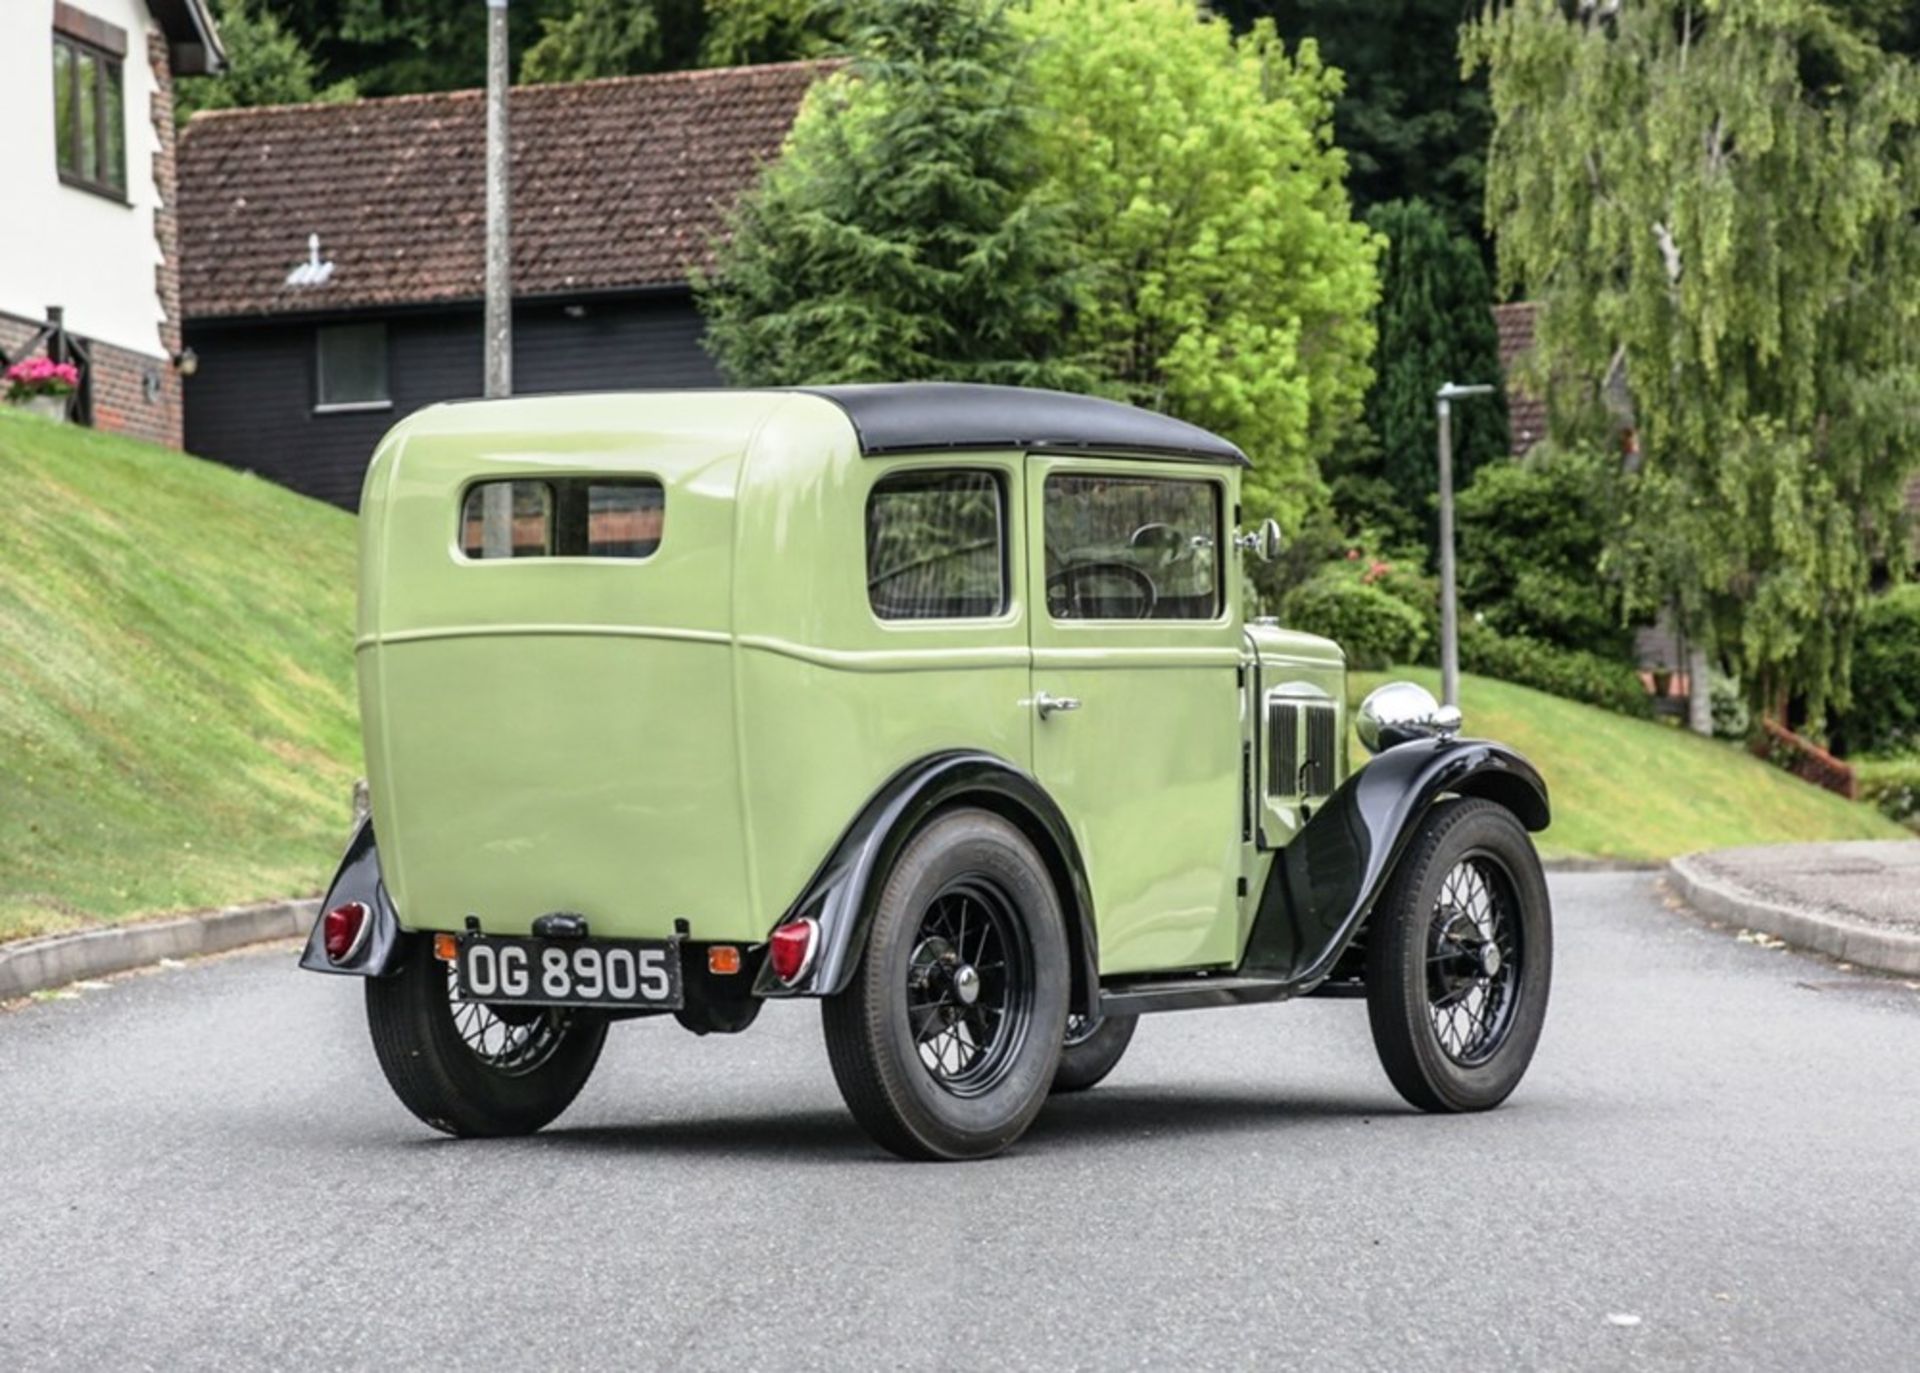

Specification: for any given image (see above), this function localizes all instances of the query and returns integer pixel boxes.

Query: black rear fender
[751,752,1101,1018]
[297,818,407,977]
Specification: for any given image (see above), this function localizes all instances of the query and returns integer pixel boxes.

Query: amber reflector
[433,933,459,962]
[707,946,742,976]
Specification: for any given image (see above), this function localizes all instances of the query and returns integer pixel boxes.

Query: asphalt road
[3,872,1918,1371]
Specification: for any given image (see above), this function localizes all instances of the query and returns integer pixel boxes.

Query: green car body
[307,382,1552,1159]
[353,388,1341,976]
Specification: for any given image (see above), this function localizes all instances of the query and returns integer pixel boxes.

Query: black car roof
[799,383,1250,468]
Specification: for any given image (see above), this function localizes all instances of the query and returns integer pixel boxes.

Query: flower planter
[15,393,71,422]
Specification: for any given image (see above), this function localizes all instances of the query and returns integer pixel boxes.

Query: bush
[1456,445,1632,657]
[1835,586,1920,755]
[1283,575,1429,670]
[1856,756,1920,830]
[1459,619,1654,719]
[1710,668,1750,741]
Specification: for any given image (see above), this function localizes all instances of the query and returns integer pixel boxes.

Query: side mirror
[1237,517,1284,563]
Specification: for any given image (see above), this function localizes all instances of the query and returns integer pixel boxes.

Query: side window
[1044,473,1221,621]
[315,323,390,411]
[53,30,126,198]
[461,479,663,560]
[461,481,552,559]
[865,469,1007,620]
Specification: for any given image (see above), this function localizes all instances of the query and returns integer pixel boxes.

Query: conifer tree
[699,0,1087,389]
[1363,198,1509,524]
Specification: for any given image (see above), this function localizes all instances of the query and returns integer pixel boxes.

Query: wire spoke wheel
[443,963,570,1077]
[1423,854,1522,1068]
[905,879,1034,1098]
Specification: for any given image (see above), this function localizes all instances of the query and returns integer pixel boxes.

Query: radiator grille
[1268,701,1299,797]
[1266,697,1337,798]
[1303,702,1337,795]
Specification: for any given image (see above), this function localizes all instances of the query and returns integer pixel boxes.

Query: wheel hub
[951,963,981,1006]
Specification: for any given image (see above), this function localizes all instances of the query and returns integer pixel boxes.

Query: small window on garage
[866,469,1007,620]
[315,323,390,411]
[461,478,663,560]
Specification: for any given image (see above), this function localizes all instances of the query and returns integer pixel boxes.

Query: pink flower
[4,356,80,399]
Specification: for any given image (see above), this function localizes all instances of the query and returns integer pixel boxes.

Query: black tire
[1364,798,1552,1114]
[822,809,1070,1161]
[1051,1013,1138,1094]
[365,941,608,1137]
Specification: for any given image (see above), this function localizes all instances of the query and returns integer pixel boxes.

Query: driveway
[2,872,1916,1369]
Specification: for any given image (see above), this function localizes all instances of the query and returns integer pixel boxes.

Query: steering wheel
[1127,522,1190,563]
[1045,561,1159,620]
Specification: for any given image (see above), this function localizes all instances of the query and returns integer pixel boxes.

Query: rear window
[865,469,1007,620]
[460,479,663,560]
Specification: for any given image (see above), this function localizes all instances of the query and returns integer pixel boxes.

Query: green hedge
[1459,619,1654,719]
[1837,586,1920,755]
[1283,575,1429,670]
[1856,756,1920,830]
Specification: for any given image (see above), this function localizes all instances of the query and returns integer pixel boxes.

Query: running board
[1097,974,1302,1018]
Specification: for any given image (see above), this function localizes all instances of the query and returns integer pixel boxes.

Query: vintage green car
[303,383,1552,1160]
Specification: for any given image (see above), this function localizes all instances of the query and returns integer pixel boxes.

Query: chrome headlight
[1356,682,1463,754]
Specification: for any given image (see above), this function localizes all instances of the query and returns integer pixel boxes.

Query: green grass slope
[1353,668,1908,862]
[0,410,359,940]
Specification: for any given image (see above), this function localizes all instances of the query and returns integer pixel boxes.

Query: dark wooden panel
[184,295,718,511]
[512,298,720,394]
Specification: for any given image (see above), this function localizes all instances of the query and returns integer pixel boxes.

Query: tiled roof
[177,61,827,321]
[1492,301,1546,455]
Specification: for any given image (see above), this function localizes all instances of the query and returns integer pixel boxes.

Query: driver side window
[1043,473,1221,621]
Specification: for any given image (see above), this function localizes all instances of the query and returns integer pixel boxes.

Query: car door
[1025,456,1244,976]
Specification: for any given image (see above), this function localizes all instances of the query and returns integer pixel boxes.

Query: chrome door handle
[1035,692,1082,720]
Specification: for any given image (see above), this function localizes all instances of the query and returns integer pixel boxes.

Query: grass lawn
[1352,668,1909,863]
[0,409,360,941]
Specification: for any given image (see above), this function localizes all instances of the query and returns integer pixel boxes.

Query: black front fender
[297,818,407,977]
[751,751,1101,1017]
[1243,737,1548,983]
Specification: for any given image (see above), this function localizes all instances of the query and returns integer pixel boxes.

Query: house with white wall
[0,1,221,448]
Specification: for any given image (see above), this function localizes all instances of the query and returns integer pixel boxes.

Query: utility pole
[1436,382,1497,710]
[481,0,513,557]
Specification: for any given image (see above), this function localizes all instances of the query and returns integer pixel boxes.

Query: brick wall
[140,27,183,449]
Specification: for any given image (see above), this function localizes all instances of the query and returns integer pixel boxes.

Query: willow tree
[1466,1,1920,721]
[1016,0,1381,532]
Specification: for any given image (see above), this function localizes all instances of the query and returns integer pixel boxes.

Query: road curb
[0,898,317,1001]
[1666,854,1920,977]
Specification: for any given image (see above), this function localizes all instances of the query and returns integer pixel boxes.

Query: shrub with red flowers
[5,357,81,403]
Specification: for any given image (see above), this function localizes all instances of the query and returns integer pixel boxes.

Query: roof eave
[148,0,225,75]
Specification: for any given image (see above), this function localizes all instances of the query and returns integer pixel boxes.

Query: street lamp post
[1435,382,1497,710]
[480,0,513,557]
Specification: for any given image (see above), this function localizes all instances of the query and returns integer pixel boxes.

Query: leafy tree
[700,0,846,68]
[1213,0,1495,244]
[520,0,706,83]
[175,0,356,119]
[697,0,1088,388]
[1362,197,1508,530]
[264,0,569,96]
[1466,1,1920,720]
[1015,0,1380,532]
[1455,444,1627,657]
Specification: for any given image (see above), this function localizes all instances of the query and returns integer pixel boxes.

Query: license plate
[456,936,682,1009]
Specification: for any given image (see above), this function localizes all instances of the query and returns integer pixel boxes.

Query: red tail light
[768,918,819,986]
[323,901,371,964]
